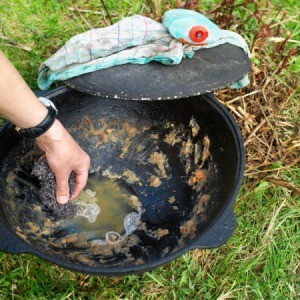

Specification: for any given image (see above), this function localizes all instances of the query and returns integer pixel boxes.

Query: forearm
[0,50,47,128]
[0,50,90,203]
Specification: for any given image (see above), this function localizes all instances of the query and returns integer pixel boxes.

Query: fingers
[38,120,91,205]
[71,169,89,201]
[52,154,90,204]
[55,174,70,204]
[71,154,90,200]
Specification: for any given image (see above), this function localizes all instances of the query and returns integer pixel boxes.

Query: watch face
[39,97,58,114]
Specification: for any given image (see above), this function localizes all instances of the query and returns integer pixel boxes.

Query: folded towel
[38,9,250,91]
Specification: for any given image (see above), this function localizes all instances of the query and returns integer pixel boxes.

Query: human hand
[0,51,90,204]
[36,119,90,204]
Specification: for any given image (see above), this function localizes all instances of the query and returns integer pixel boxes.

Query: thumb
[55,174,70,204]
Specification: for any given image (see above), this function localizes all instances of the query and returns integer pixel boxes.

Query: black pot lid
[64,43,251,100]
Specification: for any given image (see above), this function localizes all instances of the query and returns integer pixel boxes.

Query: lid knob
[189,26,209,43]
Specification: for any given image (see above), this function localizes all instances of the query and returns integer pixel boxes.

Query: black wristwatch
[16,97,58,138]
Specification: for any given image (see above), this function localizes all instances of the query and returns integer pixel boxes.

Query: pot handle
[0,219,32,254]
[34,86,69,98]
[191,207,236,249]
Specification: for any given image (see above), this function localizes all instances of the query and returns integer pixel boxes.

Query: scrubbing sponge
[32,157,78,218]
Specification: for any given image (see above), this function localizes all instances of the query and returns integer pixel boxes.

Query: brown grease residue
[188,169,207,188]
[201,135,211,167]
[190,117,200,137]
[147,228,170,240]
[119,138,131,159]
[161,247,170,258]
[148,151,168,178]
[84,117,109,143]
[61,234,85,246]
[194,142,201,165]
[90,234,139,258]
[168,196,176,204]
[33,205,41,212]
[15,227,28,241]
[180,220,197,236]
[122,170,140,183]
[177,194,211,241]
[80,117,150,155]
[66,252,95,267]
[156,229,169,238]
[180,137,194,158]
[27,221,39,233]
[192,194,210,218]
[149,175,161,188]
[135,259,144,266]
[129,195,142,210]
[101,168,121,180]
[150,133,159,140]
[164,130,182,146]
[122,122,138,138]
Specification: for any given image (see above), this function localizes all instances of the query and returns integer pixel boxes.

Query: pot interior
[0,90,240,270]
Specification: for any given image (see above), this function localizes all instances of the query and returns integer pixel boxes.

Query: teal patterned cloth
[38,9,250,90]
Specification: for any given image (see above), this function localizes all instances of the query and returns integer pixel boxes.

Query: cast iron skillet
[0,87,244,276]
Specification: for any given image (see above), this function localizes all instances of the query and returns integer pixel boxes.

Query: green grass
[0,0,299,299]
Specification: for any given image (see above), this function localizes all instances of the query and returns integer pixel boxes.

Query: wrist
[37,119,65,143]
[16,97,58,139]
[26,106,48,128]
[2,92,48,129]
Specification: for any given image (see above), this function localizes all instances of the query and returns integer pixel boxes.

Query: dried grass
[204,0,300,192]
[155,1,300,192]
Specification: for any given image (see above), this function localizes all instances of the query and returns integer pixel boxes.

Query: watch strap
[16,98,58,138]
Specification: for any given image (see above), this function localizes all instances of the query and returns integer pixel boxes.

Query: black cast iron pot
[0,44,249,275]
[0,87,244,275]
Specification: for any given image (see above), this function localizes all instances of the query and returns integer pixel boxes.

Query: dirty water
[61,174,141,241]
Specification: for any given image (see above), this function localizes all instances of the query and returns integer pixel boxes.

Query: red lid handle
[189,26,209,43]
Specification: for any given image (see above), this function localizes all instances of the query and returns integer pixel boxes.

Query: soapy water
[90,212,140,245]
[74,189,101,223]
[124,212,141,235]
[61,175,141,243]
[91,232,124,245]
[75,200,100,223]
